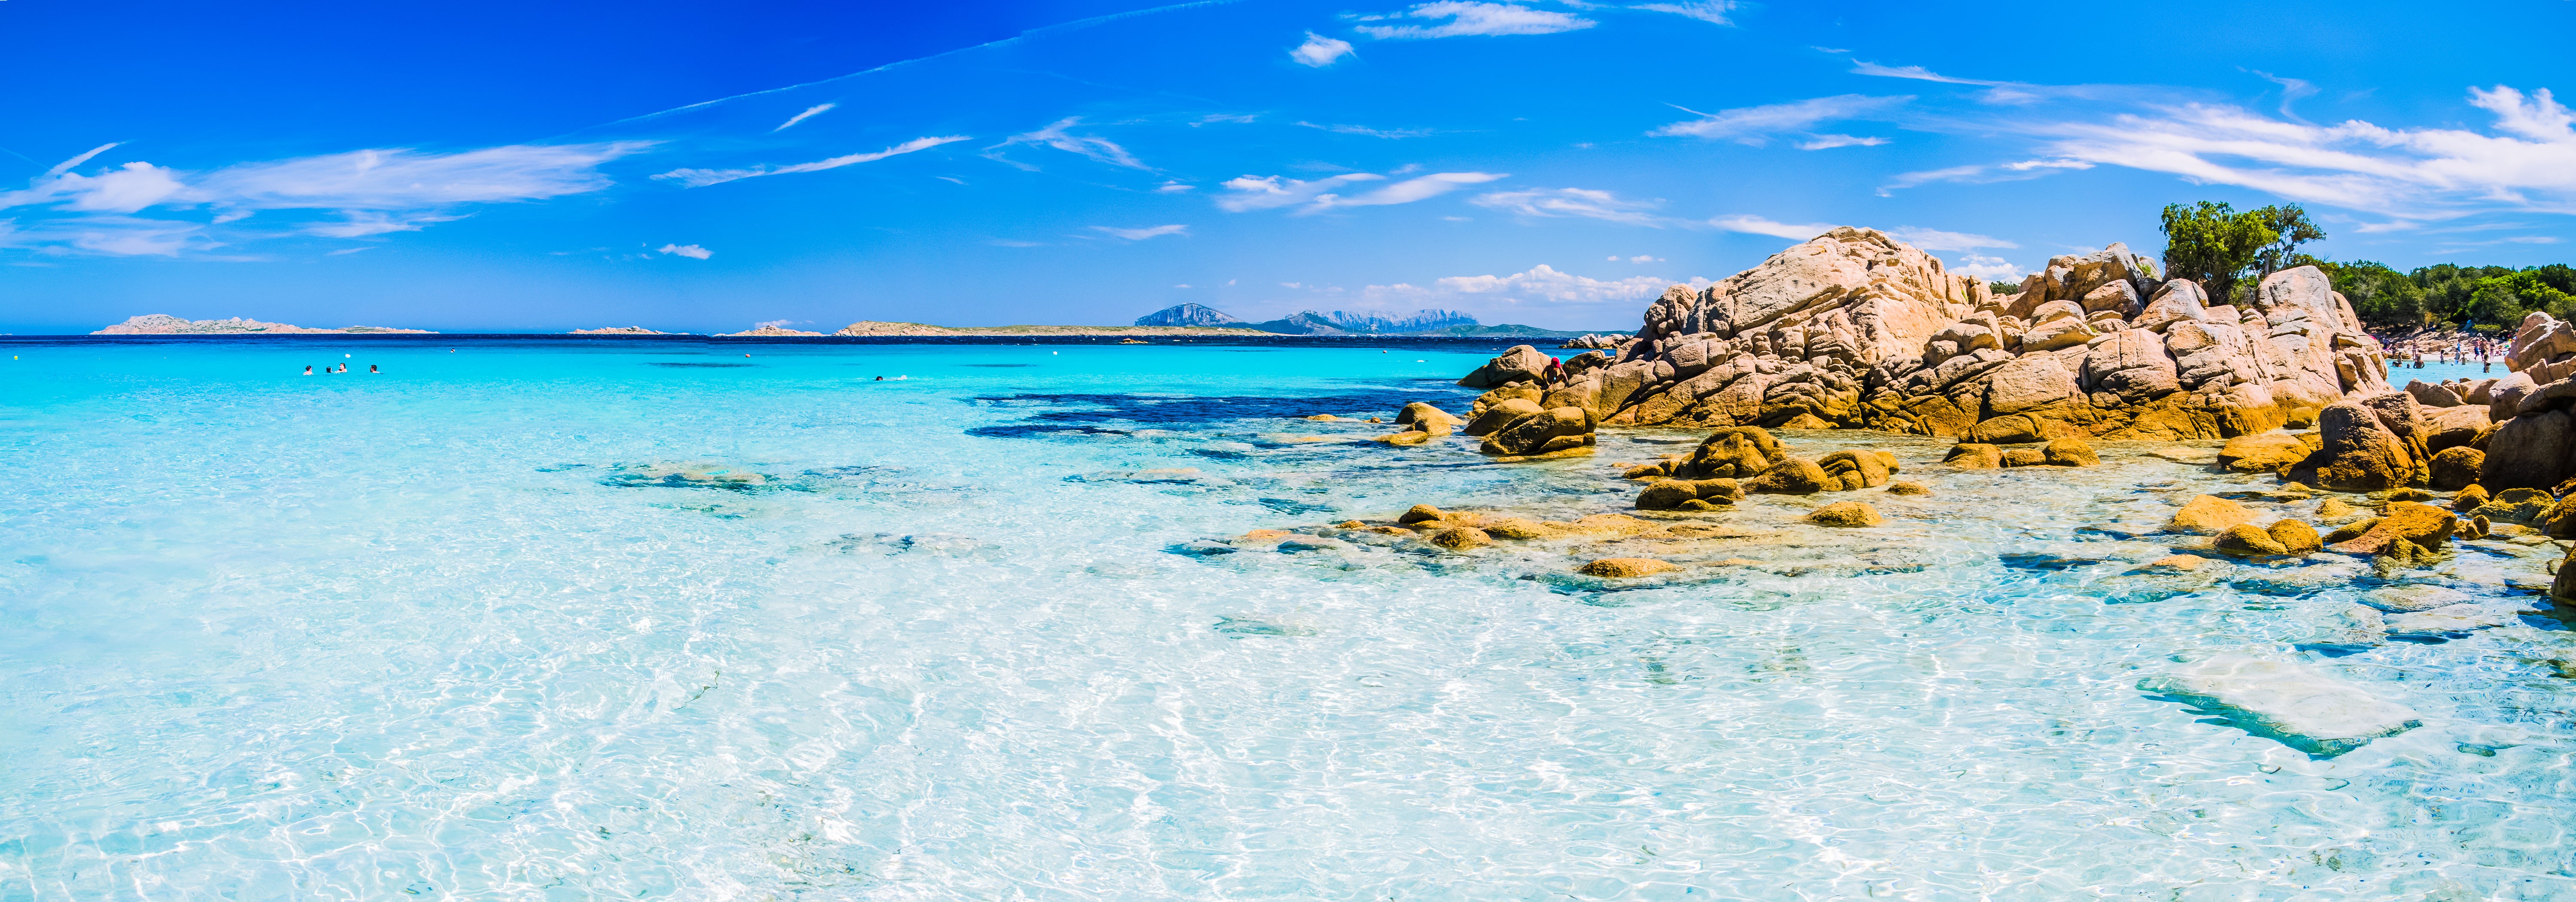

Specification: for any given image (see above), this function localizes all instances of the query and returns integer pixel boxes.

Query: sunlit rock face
[1470,228,2394,442]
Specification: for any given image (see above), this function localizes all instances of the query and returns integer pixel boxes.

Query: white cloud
[1313,171,1506,210]
[653,136,969,188]
[1625,255,1663,262]
[2019,85,2576,217]
[1290,32,1355,66]
[1352,2,1593,39]
[1847,61,2056,104]
[2246,70,2317,121]
[1091,224,1190,240]
[1877,159,2091,195]
[1218,170,1504,213]
[2,143,627,255]
[197,143,648,210]
[774,103,837,131]
[1884,226,2015,251]
[1631,1,1738,24]
[1156,180,1196,192]
[987,117,1148,170]
[305,211,465,238]
[1952,253,2026,281]
[1798,134,1887,150]
[0,216,209,257]
[1295,121,1435,138]
[1709,214,1840,240]
[1471,187,1664,225]
[63,162,188,213]
[325,247,374,256]
[1651,94,1912,144]
[658,243,712,259]
[1434,263,1690,304]
[1849,61,2004,87]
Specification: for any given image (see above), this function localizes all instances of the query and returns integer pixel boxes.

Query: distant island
[92,314,435,335]
[85,310,1606,339]
[1135,303,1599,338]
[830,320,1271,337]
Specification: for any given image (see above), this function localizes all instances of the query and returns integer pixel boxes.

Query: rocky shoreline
[1160,227,2576,745]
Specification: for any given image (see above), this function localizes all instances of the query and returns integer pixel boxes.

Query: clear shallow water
[3,336,2573,900]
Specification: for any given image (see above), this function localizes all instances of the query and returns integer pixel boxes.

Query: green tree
[2465,271,2576,328]
[2159,201,2276,303]
[2249,204,2327,282]
[2313,259,2425,327]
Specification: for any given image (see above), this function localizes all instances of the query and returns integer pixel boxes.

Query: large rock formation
[1457,228,2391,442]
[2473,312,2576,490]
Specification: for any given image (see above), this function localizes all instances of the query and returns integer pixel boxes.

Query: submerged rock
[1806,501,1884,527]
[2168,495,2257,534]
[2139,653,2421,756]
[2328,502,2457,554]
[1577,558,1677,578]
[1635,478,1744,511]
[1747,457,1830,494]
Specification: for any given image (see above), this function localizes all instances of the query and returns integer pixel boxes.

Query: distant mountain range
[1133,304,1596,338]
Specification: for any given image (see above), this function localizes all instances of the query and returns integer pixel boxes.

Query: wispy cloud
[0,142,644,256]
[1472,187,1665,225]
[1290,32,1356,66]
[325,247,374,256]
[0,216,208,257]
[658,243,712,259]
[1091,224,1190,240]
[1951,253,2026,280]
[2245,70,2317,121]
[1797,134,1887,150]
[1847,60,2057,104]
[987,117,1149,170]
[197,143,649,210]
[1316,171,1507,210]
[1218,170,1505,213]
[1883,226,2014,251]
[1849,61,2004,87]
[1708,214,1840,240]
[1352,2,1594,39]
[1651,94,1911,144]
[653,136,968,188]
[1877,159,2092,195]
[1296,121,1437,138]
[1631,1,1738,25]
[773,103,838,131]
[1436,263,1691,303]
[306,211,465,238]
[2017,85,2576,218]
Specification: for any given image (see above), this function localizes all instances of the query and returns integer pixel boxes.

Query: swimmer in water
[304,365,313,375]
[368,364,380,374]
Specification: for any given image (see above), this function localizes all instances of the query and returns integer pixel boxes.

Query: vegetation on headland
[2154,200,2573,331]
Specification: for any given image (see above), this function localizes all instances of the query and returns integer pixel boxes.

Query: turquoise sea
[2,336,2569,899]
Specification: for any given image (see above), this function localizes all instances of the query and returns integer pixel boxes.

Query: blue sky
[4,0,2573,334]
